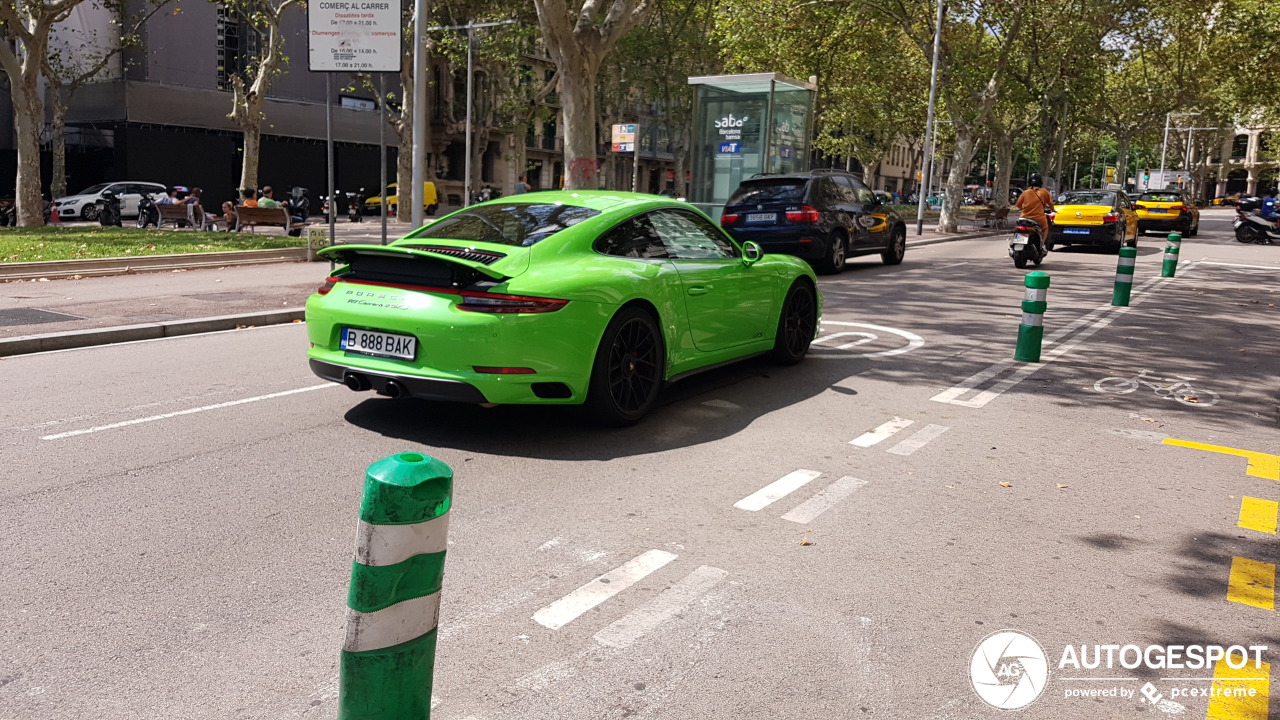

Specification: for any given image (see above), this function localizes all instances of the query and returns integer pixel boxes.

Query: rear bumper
[1049,223,1121,245]
[310,358,488,402]
[1137,216,1188,231]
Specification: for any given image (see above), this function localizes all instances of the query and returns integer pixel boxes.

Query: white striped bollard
[1112,246,1137,306]
[339,452,452,720]
[1014,271,1050,362]
[1161,232,1182,278]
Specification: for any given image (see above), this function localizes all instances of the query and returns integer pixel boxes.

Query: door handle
[687,285,710,296]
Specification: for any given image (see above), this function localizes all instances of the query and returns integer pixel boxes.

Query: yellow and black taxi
[1133,191,1199,236]
[1047,189,1139,250]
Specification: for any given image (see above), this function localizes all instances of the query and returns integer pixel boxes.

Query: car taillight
[1172,205,1189,212]
[317,278,337,295]
[720,213,739,226]
[473,366,536,374]
[785,205,821,223]
[457,291,569,313]
[1047,213,1055,222]
[1102,213,1120,222]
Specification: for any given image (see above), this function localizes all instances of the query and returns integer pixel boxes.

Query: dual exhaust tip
[343,373,405,399]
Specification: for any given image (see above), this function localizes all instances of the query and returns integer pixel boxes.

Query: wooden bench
[992,207,1010,229]
[234,205,309,235]
[157,203,204,230]
[971,208,994,228]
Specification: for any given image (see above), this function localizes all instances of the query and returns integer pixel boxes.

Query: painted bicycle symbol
[1093,369,1220,407]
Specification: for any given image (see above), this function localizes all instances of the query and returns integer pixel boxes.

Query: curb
[0,247,311,282]
[907,229,1005,247]
[0,308,305,357]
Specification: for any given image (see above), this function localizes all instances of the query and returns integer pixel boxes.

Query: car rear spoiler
[318,243,507,281]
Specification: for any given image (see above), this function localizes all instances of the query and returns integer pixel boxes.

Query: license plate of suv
[745,213,776,222]
[341,327,416,359]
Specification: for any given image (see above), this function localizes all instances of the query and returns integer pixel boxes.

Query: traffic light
[1144,168,1151,181]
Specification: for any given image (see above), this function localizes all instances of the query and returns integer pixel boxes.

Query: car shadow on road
[341,354,879,460]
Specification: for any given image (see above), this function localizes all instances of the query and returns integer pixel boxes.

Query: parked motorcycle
[97,189,123,227]
[345,188,364,223]
[284,187,310,237]
[1234,210,1280,244]
[136,193,159,228]
[1009,216,1046,269]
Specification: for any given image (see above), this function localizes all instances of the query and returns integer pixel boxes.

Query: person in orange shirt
[1014,173,1054,249]
[242,188,259,208]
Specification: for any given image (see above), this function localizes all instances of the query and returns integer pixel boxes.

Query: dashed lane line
[532,550,677,630]
[593,565,728,649]
[1226,557,1276,611]
[1206,658,1271,720]
[780,476,868,524]
[1238,497,1279,535]
[850,417,914,447]
[886,424,950,456]
[733,469,823,512]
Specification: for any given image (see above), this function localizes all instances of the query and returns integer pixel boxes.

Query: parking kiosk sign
[308,1,401,72]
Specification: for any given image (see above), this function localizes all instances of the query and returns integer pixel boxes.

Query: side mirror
[741,240,764,265]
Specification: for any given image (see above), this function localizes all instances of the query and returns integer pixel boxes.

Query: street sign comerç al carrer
[308,0,402,72]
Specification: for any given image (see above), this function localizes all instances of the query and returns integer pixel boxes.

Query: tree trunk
[238,108,263,193]
[49,86,68,200]
[13,71,45,227]
[559,60,600,190]
[1114,134,1131,189]
[938,129,978,233]
[993,132,1014,209]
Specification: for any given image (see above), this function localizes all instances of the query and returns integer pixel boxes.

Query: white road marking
[1198,261,1280,271]
[733,469,823,511]
[532,549,677,630]
[781,476,868,524]
[42,383,336,440]
[536,537,563,552]
[813,331,878,349]
[930,266,1199,409]
[886,424,950,455]
[593,565,728,648]
[850,417,914,447]
[702,399,740,409]
[811,321,925,358]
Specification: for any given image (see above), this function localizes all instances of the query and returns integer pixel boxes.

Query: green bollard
[1112,246,1137,306]
[1161,232,1182,278]
[339,452,453,720]
[1014,271,1050,363]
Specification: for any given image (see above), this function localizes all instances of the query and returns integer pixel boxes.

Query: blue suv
[719,170,907,274]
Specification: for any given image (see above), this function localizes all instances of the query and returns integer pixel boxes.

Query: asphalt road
[2,208,1277,720]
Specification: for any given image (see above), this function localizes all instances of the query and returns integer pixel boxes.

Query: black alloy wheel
[881,227,906,265]
[586,307,664,426]
[769,282,817,365]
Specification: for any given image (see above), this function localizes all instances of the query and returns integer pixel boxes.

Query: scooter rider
[1261,187,1279,222]
[1014,174,1055,249]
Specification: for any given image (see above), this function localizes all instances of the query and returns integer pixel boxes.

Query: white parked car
[52,181,167,221]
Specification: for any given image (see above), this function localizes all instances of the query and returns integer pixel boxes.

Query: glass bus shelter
[686,73,816,219]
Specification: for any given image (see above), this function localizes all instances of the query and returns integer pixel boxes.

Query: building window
[1231,134,1249,160]
[216,6,258,91]
[542,119,556,151]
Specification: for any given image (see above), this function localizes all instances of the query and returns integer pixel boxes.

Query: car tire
[814,231,847,275]
[1045,241,1055,252]
[768,281,817,365]
[881,226,906,265]
[584,306,665,427]
[1189,222,1198,237]
[81,204,99,222]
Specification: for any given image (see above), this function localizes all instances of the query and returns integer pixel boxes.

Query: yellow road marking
[1226,557,1276,610]
[1238,497,1279,535]
[1162,439,1280,481]
[1206,657,1270,720]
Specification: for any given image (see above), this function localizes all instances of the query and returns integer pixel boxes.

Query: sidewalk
[0,222,1002,356]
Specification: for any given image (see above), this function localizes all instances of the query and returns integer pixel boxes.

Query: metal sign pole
[327,75,336,250]
[464,25,474,207]
[632,120,640,192]
[379,72,388,244]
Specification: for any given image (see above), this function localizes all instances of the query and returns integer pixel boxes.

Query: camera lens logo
[970,630,1049,710]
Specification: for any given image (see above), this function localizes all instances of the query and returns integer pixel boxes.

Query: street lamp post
[915,0,944,235]
[1159,112,1199,191]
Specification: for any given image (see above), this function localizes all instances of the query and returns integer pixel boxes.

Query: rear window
[407,202,599,247]
[1139,193,1182,202]
[1060,191,1115,206]
[727,180,807,206]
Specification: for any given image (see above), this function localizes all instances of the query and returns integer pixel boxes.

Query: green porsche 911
[305,191,821,425]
